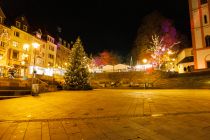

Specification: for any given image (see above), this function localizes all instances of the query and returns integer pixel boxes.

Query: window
[49,45,54,51]
[48,62,53,67]
[63,41,66,46]
[207,61,210,68]
[48,54,54,59]
[14,31,20,37]
[13,41,19,47]
[204,15,208,24]
[23,25,27,32]
[0,41,6,47]
[16,21,21,28]
[50,38,54,43]
[205,35,210,47]
[201,0,208,4]
[12,51,19,59]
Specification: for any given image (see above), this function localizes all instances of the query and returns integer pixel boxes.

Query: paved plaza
[0,89,210,139]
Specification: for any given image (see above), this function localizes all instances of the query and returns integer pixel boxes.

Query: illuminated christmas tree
[64,37,92,90]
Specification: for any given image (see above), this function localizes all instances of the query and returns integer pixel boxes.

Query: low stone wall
[0,78,31,90]
[90,71,210,89]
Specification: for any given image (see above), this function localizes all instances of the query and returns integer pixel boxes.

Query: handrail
[34,78,49,86]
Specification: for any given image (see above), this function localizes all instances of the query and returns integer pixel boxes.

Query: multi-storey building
[0,8,10,76]
[55,37,71,77]
[0,7,71,79]
[189,0,210,69]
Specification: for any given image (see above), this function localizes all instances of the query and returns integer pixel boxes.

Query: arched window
[204,15,208,24]
[205,35,210,47]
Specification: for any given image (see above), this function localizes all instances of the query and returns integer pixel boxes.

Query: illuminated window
[14,31,20,37]
[16,21,21,28]
[23,25,27,32]
[13,41,19,47]
[204,15,208,24]
[23,44,29,51]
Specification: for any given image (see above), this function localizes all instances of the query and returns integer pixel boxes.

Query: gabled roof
[0,7,6,18]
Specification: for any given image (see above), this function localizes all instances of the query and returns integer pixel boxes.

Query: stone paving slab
[0,89,210,139]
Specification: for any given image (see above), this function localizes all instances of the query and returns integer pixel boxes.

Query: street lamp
[142,59,148,64]
[31,43,40,93]
[32,43,40,77]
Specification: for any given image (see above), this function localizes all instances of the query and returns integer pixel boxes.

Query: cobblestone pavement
[0,89,210,139]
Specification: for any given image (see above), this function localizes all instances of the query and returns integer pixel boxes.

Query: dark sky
[0,0,190,56]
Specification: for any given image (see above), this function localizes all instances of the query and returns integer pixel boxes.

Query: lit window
[23,44,29,50]
[16,21,21,28]
[23,25,27,31]
[13,41,19,47]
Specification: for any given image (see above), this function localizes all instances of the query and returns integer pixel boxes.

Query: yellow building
[0,7,71,79]
[8,16,49,78]
[189,0,210,69]
[55,38,71,77]
[0,8,10,76]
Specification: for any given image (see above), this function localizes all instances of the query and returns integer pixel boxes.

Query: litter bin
[32,84,39,96]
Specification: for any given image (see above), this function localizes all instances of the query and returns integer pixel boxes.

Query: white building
[176,48,194,73]
[189,0,210,69]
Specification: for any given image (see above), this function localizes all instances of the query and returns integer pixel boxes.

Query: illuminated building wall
[189,0,210,69]
[0,7,71,78]
[55,38,71,76]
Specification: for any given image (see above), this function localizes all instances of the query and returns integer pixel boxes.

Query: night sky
[0,0,190,56]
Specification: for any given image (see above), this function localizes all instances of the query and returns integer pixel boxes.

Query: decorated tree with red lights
[64,37,92,90]
[93,51,120,67]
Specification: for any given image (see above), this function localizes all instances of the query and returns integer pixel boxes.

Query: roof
[177,56,194,65]
[0,7,6,18]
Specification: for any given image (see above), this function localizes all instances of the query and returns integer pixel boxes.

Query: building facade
[0,7,71,79]
[189,0,210,69]
[55,38,71,77]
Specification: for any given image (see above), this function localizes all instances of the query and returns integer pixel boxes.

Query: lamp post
[32,43,39,78]
[22,44,29,78]
[31,43,40,95]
